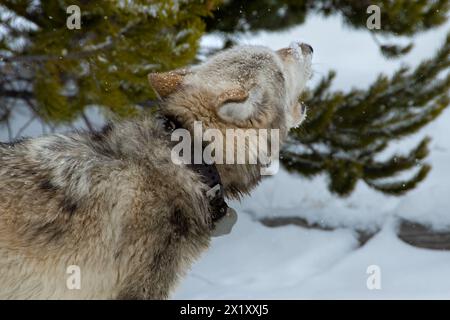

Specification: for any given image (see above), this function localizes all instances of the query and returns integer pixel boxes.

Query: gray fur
[0,44,312,299]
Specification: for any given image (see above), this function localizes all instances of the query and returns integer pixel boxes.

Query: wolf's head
[149,42,313,137]
[149,42,313,196]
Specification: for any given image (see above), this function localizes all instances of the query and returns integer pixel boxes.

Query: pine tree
[282,33,450,196]
[0,0,218,132]
[205,0,449,58]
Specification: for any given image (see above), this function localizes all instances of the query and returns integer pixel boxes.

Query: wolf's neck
[150,113,262,200]
[214,164,261,200]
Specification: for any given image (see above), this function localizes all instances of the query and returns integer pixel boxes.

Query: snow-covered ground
[175,211,450,299]
[175,15,450,299]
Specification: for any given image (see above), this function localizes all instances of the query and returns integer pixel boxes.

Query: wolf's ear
[217,87,262,122]
[217,88,249,106]
[148,69,189,98]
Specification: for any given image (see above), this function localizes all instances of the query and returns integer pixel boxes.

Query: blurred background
[1,1,450,298]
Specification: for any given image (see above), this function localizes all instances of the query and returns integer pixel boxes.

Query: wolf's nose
[300,43,313,54]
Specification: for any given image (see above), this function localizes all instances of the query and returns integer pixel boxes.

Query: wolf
[0,42,313,299]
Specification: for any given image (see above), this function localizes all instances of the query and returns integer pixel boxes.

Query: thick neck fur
[102,114,264,200]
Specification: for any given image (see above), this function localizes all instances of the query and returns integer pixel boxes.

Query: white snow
[175,214,450,299]
[175,14,450,299]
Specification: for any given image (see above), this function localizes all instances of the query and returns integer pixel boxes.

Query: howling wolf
[0,42,313,299]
